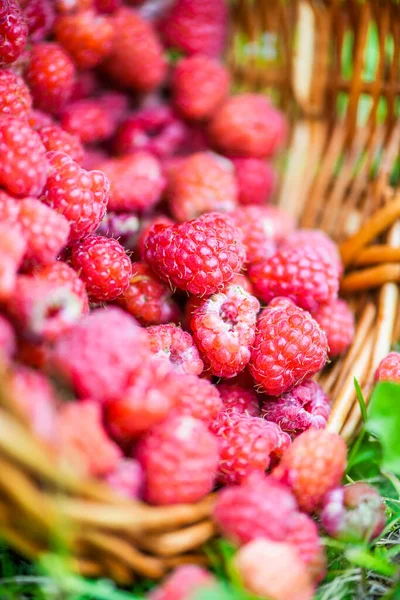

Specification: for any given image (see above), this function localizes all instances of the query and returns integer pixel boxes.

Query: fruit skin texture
[375,351,400,382]
[168,373,222,423]
[249,298,328,396]
[168,152,237,222]
[71,235,132,302]
[313,298,355,358]
[61,98,116,145]
[144,212,246,297]
[273,429,347,513]
[147,323,203,376]
[149,565,216,600]
[217,383,260,416]
[0,69,32,120]
[0,224,27,301]
[105,458,143,499]
[137,415,219,505]
[281,228,343,276]
[233,157,276,205]
[38,124,84,163]
[209,94,286,158]
[0,0,28,66]
[22,0,55,42]
[0,314,16,361]
[35,262,89,314]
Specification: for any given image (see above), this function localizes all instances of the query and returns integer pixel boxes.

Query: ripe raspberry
[137,415,219,505]
[137,214,174,259]
[209,94,286,158]
[118,262,179,326]
[149,566,216,600]
[249,246,340,312]
[59,401,122,477]
[281,228,343,276]
[38,124,84,163]
[25,42,76,114]
[70,70,98,102]
[0,190,20,223]
[375,351,400,382]
[313,299,354,358]
[97,91,129,127]
[210,412,290,485]
[0,0,28,66]
[35,262,89,314]
[105,458,143,499]
[28,108,54,131]
[0,314,16,361]
[0,69,31,120]
[168,152,238,222]
[97,213,140,253]
[56,0,92,11]
[147,323,203,376]
[168,372,222,423]
[103,8,166,92]
[232,157,276,206]
[71,235,131,302]
[144,212,246,296]
[249,298,328,396]
[285,512,327,581]
[96,0,121,13]
[42,151,109,243]
[0,117,47,197]
[61,99,115,144]
[0,223,27,301]
[273,429,347,513]
[50,307,149,401]
[262,380,331,439]
[99,153,165,212]
[172,56,230,121]
[22,0,55,42]
[191,284,259,378]
[217,383,260,417]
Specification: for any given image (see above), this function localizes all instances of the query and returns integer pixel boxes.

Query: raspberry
[137,214,174,259]
[55,10,114,69]
[168,152,238,222]
[137,415,219,505]
[262,380,331,439]
[0,69,31,120]
[191,284,260,378]
[0,117,47,197]
[0,0,28,66]
[209,94,286,158]
[273,429,347,513]
[168,372,222,423]
[375,351,400,382]
[210,412,290,485]
[97,212,140,252]
[28,108,54,131]
[70,70,98,102]
[61,99,115,144]
[118,262,179,326]
[144,212,246,296]
[58,401,122,477]
[35,262,89,314]
[172,56,230,121]
[0,224,27,301]
[22,0,55,42]
[38,124,84,163]
[97,91,129,127]
[313,298,354,358]
[217,383,260,417]
[26,42,76,114]
[249,298,328,396]
[149,566,216,600]
[281,228,343,276]
[103,8,166,92]
[285,512,327,581]
[105,458,143,499]
[235,539,315,600]
[17,198,70,266]
[56,0,92,11]
[71,235,131,302]
[249,246,340,312]
[232,157,276,206]
[0,190,20,223]
[0,314,16,361]
[42,151,109,243]
[147,323,203,376]
[96,0,121,13]
[99,153,165,212]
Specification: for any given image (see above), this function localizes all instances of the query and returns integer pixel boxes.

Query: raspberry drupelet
[22,0,55,43]
[217,383,260,416]
[146,323,204,376]
[0,0,28,66]
[0,69,32,120]
[38,124,84,163]
[313,298,355,358]
[232,157,276,206]
[167,372,222,423]
[60,99,116,145]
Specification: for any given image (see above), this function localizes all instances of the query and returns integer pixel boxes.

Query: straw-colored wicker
[1,0,400,585]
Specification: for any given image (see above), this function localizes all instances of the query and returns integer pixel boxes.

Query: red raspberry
[262,380,331,439]
[0,223,27,300]
[144,212,246,296]
[191,284,260,378]
[96,0,121,13]
[97,212,140,253]
[99,153,165,212]
[172,56,230,121]
[147,323,203,376]
[58,401,122,477]
[28,108,54,131]
[55,10,114,69]
[0,190,20,223]
[0,69,31,120]
[375,351,400,382]
[25,42,76,114]
[118,262,179,326]
[159,0,228,58]
[168,372,222,423]
[103,8,166,92]
[71,235,131,302]
[313,299,355,358]
[210,412,290,485]
[35,262,89,314]
[22,0,55,42]
[105,458,143,499]
[137,214,174,259]
[82,147,107,171]
[61,99,116,144]
[0,117,47,197]
[217,383,260,417]
[56,0,93,11]
[273,429,347,513]
[137,415,219,505]
[149,566,216,600]
[281,228,343,276]
[42,151,109,243]
[0,0,28,66]
[70,70,98,102]
[286,512,327,582]
[232,157,276,206]
[249,298,328,396]
[97,91,129,127]
[249,246,340,312]
[168,152,238,222]
[0,314,16,361]
[51,307,149,402]
[38,124,84,163]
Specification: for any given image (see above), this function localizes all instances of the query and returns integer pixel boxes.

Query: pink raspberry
[71,235,132,302]
[38,124,84,163]
[50,307,150,402]
[249,246,339,312]
[286,512,327,582]
[217,383,260,417]
[147,323,203,376]
[167,372,222,423]
[209,94,286,158]
[0,191,20,223]
[28,108,54,131]
[70,70,98,102]
[191,284,260,378]
[21,0,55,42]
[42,151,109,243]
[249,298,328,396]
[262,380,331,439]
[61,99,116,144]
[0,224,27,301]
[232,157,276,205]
[313,299,355,358]
[149,566,216,600]
[137,415,219,505]
[97,212,140,252]
[0,69,32,120]
[168,152,238,222]
[144,212,246,296]
[35,262,89,314]
[105,458,143,499]
[0,0,28,66]
[137,214,174,259]
[281,228,343,276]
[375,351,400,382]
[0,314,16,362]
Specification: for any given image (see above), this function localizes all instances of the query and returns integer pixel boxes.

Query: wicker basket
[1,0,400,586]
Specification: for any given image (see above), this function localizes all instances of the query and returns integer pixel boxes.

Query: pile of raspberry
[0,1,384,598]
